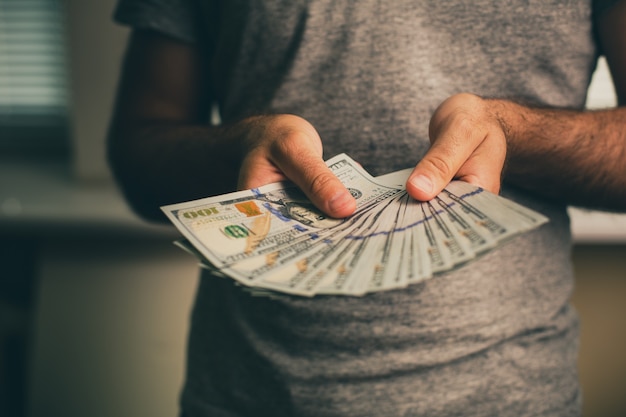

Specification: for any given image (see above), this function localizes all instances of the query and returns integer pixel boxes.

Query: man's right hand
[108,31,356,222]
[236,114,357,219]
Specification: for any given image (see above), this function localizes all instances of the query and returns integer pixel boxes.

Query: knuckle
[432,95,495,146]
[453,113,476,137]
[269,131,303,158]
[424,154,454,179]
[308,171,337,197]
[451,108,487,141]
[450,92,484,110]
[269,121,320,153]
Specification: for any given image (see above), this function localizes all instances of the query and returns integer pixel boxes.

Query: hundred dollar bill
[255,176,547,296]
[376,170,548,237]
[405,218,432,284]
[295,208,385,295]
[161,154,402,284]
[165,156,550,297]
[443,181,549,238]
[307,196,399,295]
[375,192,438,291]
[419,201,453,273]
[432,195,495,254]
[253,200,387,296]
[368,192,412,292]
[220,165,405,285]
[426,199,475,266]
[376,169,543,237]
[342,193,408,295]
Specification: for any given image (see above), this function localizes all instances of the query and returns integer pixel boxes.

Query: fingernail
[329,191,354,214]
[410,175,433,195]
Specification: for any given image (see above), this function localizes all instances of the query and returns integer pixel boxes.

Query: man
[108,1,626,416]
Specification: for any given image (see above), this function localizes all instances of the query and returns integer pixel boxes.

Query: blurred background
[0,1,625,416]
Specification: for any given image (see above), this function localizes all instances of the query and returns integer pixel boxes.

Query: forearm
[108,121,246,222]
[495,101,626,211]
[108,113,356,223]
[108,29,357,224]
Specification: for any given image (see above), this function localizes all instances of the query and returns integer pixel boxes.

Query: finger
[238,155,288,190]
[236,115,356,218]
[406,129,479,201]
[270,138,356,218]
[454,138,506,194]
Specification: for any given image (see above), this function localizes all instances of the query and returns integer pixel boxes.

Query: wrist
[484,98,526,144]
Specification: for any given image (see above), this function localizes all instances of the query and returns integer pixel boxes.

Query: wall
[572,245,626,417]
[65,0,129,181]
[28,238,198,417]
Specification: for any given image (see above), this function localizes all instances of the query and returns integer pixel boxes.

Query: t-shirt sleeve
[113,0,199,43]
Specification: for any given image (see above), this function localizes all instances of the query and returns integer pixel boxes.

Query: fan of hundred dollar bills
[162,154,548,297]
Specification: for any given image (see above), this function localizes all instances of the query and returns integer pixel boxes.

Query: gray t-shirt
[115,1,607,416]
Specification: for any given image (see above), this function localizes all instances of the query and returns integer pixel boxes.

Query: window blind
[0,0,69,156]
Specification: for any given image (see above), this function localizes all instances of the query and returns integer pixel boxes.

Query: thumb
[263,115,357,218]
[275,150,357,218]
[406,146,461,201]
